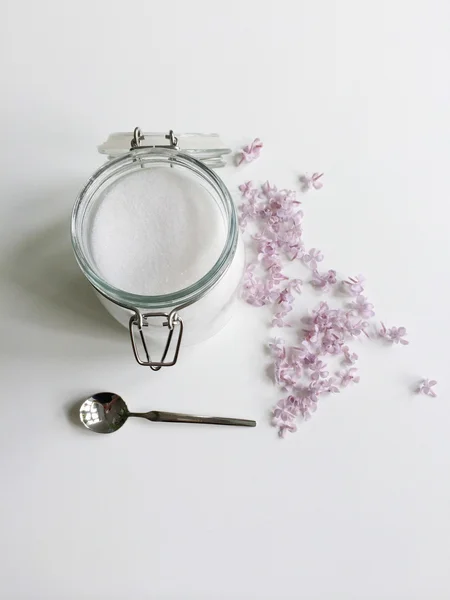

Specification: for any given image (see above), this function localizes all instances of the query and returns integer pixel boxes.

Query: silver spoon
[80,392,257,434]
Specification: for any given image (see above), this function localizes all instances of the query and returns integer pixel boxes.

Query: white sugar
[90,168,226,295]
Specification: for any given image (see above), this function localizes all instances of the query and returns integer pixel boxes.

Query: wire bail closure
[129,310,184,371]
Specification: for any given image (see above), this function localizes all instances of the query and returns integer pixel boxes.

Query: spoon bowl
[80,393,129,434]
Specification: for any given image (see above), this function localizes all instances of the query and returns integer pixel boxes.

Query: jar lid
[98,130,232,168]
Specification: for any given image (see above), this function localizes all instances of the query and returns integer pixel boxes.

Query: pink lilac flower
[272,312,292,328]
[291,361,303,379]
[272,396,299,437]
[241,265,279,307]
[238,195,258,228]
[278,288,294,306]
[342,345,358,365]
[311,269,337,291]
[238,181,256,200]
[271,287,296,327]
[313,377,340,394]
[290,350,304,375]
[274,362,297,390]
[288,278,303,294]
[266,277,284,300]
[322,334,344,355]
[350,295,375,319]
[268,264,289,286]
[308,302,343,333]
[237,138,263,166]
[309,360,329,381]
[241,284,266,307]
[302,351,319,368]
[344,274,365,296]
[324,377,341,394]
[298,394,318,420]
[257,239,279,268]
[286,244,304,260]
[339,368,360,387]
[345,318,369,338]
[299,172,324,192]
[262,181,277,197]
[280,229,304,259]
[268,338,286,359]
[416,379,437,397]
[310,301,331,322]
[277,421,298,437]
[304,323,320,345]
[379,323,409,345]
[291,342,311,363]
[302,248,324,270]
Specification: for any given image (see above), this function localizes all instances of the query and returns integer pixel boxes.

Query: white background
[1,2,450,599]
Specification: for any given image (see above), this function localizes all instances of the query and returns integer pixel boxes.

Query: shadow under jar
[71,130,245,370]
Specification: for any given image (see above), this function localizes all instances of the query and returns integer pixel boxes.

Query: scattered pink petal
[268,264,289,286]
[241,264,279,307]
[311,269,337,291]
[236,138,263,166]
[257,239,278,268]
[278,288,294,305]
[289,278,303,294]
[345,318,369,338]
[349,295,375,319]
[238,194,258,229]
[274,361,296,390]
[272,396,300,437]
[309,360,329,381]
[300,172,324,192]
[339,368,360,387]
[416,379,438,397]
[313,377,341,395]
[238,181,256,200]
[272,313,292,328]
[262,181,277,197]
[379,323,409,345]
[344,274,365,296]
[303,248,324,270]
[342,346,358,365]
[298,394,319,420]
[277,421,298,437]
[268,338,286,360]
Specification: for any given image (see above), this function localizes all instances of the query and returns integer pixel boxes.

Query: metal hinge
[130,127,179,151]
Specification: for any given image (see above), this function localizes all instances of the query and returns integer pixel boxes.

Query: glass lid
[98,131,232,168]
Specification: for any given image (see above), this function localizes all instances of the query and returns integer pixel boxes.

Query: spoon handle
[130,411,256,427]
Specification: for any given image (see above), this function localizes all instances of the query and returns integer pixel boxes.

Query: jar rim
[71,148,238,311]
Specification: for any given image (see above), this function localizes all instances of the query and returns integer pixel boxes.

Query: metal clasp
[130,127,179,151]
[129,310,184,371]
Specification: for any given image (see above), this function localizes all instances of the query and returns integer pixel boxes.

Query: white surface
[1,2,450,599]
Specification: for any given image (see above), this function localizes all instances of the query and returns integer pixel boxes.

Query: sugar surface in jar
[89,167,227,295]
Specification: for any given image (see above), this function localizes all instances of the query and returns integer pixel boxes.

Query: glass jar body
[72,147,244,359]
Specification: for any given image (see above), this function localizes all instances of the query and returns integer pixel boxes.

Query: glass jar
[71,129,245,370]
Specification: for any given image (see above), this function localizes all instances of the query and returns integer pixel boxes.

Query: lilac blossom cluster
[237,176,435,437]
